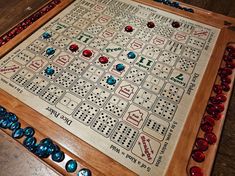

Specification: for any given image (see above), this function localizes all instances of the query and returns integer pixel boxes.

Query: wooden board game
[0,0,235,175]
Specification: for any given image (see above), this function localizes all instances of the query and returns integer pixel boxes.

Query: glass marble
[40,138,53,145]
[106,76,116,85]
[46,47,55,55]
[8,113,18,122]
[12,128,24,139]
[45,67,55,76]
[2,118,14,129]
[77,168,92,176]
[65,160,78,173]
[127,51,136,59]
[24,127,35,137]
[9,121,21,131]
[0,106,6,116]
[52,151,65,162]
[116,64,125,72]
[69,44,79,52]
[82,49,92,57]
[35,143,50,158]
[23,136,37,148]
[42,32,52,39]
[0,118,10,129]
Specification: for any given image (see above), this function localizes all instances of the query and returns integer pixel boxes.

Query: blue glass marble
[187,8,194,13]
[116,64,125,72]
[154,0,194,13]
[171,2,180,7]
[178,6,183,10]
[28,143,38,153]
[77,168,92,176]
[46,47,55,55]
[7,121,13,129]
[12,128,24,139]
[184,8,194,12]
[8,112,18,122]
[23,136,37,148]
[42,32,52,39]
[0,118,6,128]
[127,51,136,59]
[47,143,57,155]
[0,118,4,127]
[65,160,77,173]
[164,2,171,5]
[0,112,6,119]
[35,143,50,158]
[40,138,59,155]
[24,127,35,137]
[1,118,11,129]
[40,138,53,145]
[106,76,116,85]
[45,67,55,76]
[51,150,65,162]
[9,121,21,130]
[0,106,6,112]
[0,106,6,116]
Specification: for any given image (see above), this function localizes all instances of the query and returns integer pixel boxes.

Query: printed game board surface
[0,0,220,175]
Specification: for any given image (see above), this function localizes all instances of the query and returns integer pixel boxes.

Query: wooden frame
[0,0,235,175]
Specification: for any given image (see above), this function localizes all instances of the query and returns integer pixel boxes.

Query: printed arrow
[147,139,154,154]
[138,142,145,157]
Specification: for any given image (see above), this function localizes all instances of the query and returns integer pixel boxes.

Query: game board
[0,0,234,175]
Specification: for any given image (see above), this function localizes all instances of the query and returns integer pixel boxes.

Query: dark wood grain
[181,0,235,18]
[0,0,49,34]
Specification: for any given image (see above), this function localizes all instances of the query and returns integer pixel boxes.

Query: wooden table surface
[0,0,235,175]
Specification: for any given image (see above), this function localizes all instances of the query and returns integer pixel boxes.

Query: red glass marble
[147,21,155,28]
[219,68,232,77]
[206,104,218,116]
[204,132,217,144]
[200,123,213,133]
[0,38,3,45]
[16,25,23,34]
[214,104,224,113]
[190,166,203,176]
[69,44,79,52]
[191,150,205,162]
[213,85,223,94]
[201,115,215,126]
[226,61,235,69]
[54,0,61,4]
[195,138,209,151]
[99,56,109,64]
[228,51,235,57]
[172,21,180,28]
[82,49,92,57]
[222,83,230,92]
[221,76,231,84]
[226,46,235,53]
[215,93,227,103]
[212,113,223,120]
[125,25,134,32]
[209,96,220,104]
[223,55,233,62]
